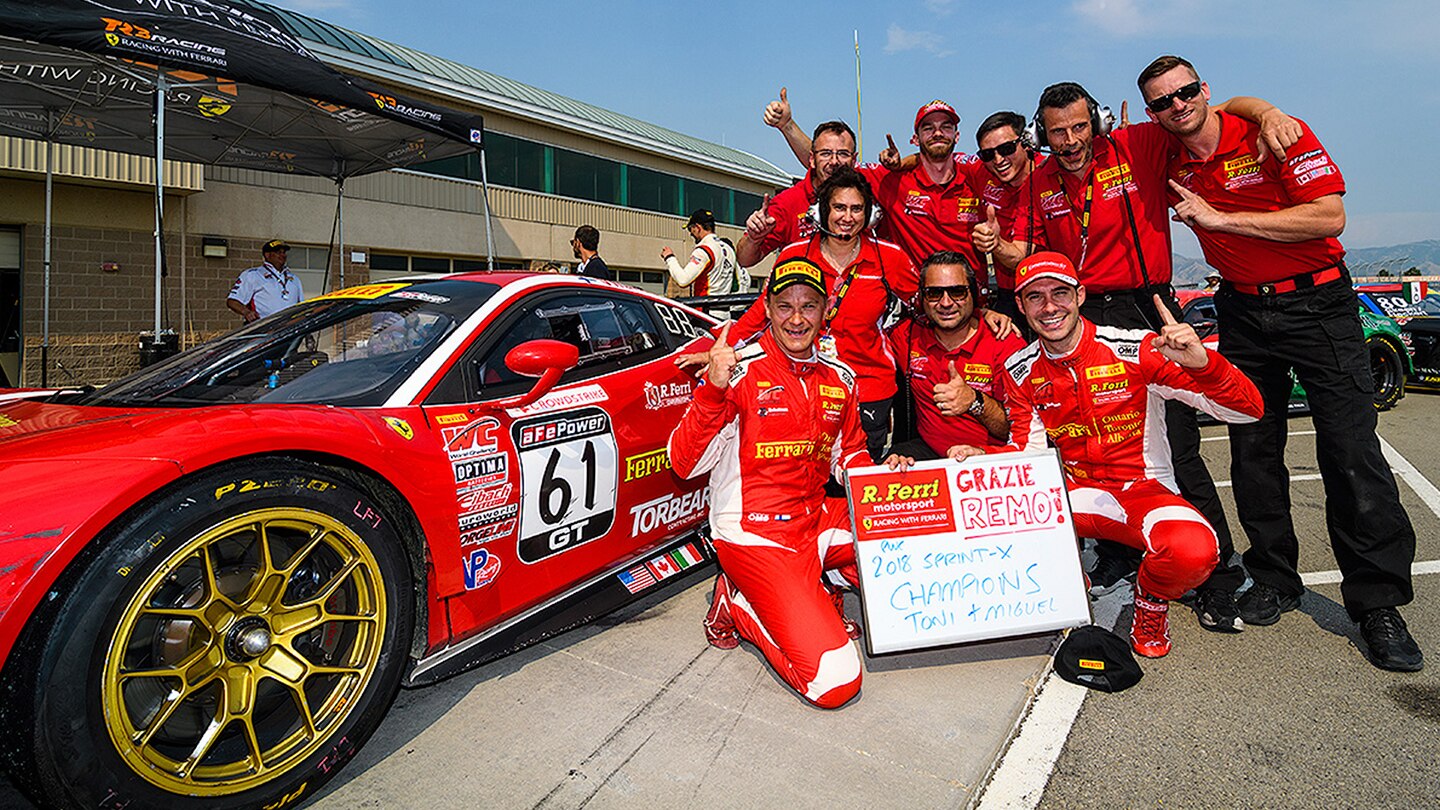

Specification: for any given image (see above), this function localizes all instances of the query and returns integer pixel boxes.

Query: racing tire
[2,457,414,810]
[1368,336,1405,411]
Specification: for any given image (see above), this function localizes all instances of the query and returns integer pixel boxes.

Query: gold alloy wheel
[100,507,387,795]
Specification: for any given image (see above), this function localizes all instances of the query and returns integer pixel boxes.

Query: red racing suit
[668,329,870,708]
[1000,319,1264,599]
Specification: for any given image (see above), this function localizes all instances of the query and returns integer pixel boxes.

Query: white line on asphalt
[1302,559,1440,586]
[1378,434,1440,521]
[1201,429,1316,443]
[1214,473,1323,488]
[971,669,1086,810]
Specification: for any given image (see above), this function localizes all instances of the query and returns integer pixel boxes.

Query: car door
[421,288,711,635]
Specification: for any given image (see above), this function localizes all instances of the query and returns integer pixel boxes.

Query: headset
[804,165,883,238]
[1028,82,1115,153]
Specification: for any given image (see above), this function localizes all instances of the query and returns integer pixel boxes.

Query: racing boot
[1131,589,1172,658]
[826,582,862,641]
[703,573,739,650]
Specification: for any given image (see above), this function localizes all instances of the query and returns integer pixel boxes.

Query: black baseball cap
[768,257,826,298]
[262,239,291,252]
[1053,625,1143,693]
[686,209,716,229]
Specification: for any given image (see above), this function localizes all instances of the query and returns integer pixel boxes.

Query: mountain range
[1171,239,1440,288]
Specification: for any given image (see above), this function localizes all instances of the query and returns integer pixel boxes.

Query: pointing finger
[717,321,732,345]
[1153,294,1178,327]
[1167,178,1197,199]
[886,133,897,151]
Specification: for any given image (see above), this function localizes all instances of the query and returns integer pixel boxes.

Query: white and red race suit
[664,232,740,296]
[668,329,871,708]
[1000,319,1264,599]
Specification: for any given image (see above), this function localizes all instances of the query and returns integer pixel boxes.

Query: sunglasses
[1145,80,1202,114]
[977,138,1022,162]
[922,284,970,302]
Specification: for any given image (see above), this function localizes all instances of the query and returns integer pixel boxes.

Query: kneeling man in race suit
[950,252,1264,657]
[668,257,892,708]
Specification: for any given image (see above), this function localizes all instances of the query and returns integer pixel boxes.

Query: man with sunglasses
[988,81,1299,632]
[968,112,1045,323]
[227,238,303,322]
[1139,54,1423,672]
[951,252,1264,658]
[888,251,1024,460]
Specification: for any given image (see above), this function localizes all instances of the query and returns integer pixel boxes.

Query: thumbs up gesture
[932,360,979,416]
[763,87,792,129]
[1150,294,1208,369]
[1168,179,1226,231]
[973,205,1001,253]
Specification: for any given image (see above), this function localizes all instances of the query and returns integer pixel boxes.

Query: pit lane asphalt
[2,395,1436,809]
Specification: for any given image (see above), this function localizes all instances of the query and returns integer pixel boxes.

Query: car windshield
[1419,295,1440,317]
[80,279,499,407]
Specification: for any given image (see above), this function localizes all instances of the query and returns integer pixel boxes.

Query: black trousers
[860,397,894,464]
[1215,280,1415,618]
[1081,285,1244,592]
[988,288,1031,341]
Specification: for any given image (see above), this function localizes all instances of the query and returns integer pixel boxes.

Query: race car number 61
[512,407,618,563]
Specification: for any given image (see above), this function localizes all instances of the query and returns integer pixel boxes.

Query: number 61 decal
[511,407,619,563]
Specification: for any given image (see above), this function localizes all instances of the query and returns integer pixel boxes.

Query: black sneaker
[1236,582,1301,626]
[1193,587,1244,633]
[1360,607,1424,672]
[1088,554,1137,597]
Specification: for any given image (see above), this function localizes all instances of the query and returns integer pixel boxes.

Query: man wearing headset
[1138,54,1422,672]
[719,167,913,462]
[985,82,1299,633]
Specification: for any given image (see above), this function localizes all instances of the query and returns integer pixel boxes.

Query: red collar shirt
[727,236,912,403]
[754,172,820,258]
[1168,112,1347,286]
[1012,125,1176,293]
[958,155,1048,292]
[890,317,1026,453]
[858,159,985,291]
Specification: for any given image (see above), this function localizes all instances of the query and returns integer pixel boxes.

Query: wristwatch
[966,390,987,416]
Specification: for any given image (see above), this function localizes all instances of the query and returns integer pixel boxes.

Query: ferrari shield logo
[383,417,414,441]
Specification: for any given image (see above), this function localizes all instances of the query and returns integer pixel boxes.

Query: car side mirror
[482,339,580,411]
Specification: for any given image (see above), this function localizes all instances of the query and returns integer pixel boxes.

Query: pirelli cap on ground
[768,256,827,298]
[1053,625,1143,693]
[1014,250,1080,294]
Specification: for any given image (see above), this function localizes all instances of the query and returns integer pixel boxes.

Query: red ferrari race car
[0,274,719,809]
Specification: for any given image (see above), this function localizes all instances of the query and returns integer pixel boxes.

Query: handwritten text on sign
[848,452,1089,654]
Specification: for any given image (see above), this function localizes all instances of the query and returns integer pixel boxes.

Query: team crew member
[668,259,878,708]
[968,112,1044,323]
[661,209,742,295]
[737,115,859,268]
[992,82,1296,626]
[227,239,303,322]
[767,93,985,295]
[953,253,1263,657]
[888,251,1024,459]
[724,167,914,461]
[572,225,612,280]
[1139,54,1423,671]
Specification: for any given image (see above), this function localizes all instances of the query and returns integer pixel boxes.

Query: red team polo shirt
[889,318,1026,453]
[1167,112,1347,286]
[754,172,820,258]
[858,160,985,293]
[1013,124,1176,293]
[957,155,1049,292]
[729,236,914,403]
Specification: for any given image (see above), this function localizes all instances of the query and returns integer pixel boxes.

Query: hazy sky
[287,0,1439,252]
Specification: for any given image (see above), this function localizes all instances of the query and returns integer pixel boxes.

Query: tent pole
[152,76,166,343]
[42,132,53,387]
[477,147,495,271]
[337,179,345,290]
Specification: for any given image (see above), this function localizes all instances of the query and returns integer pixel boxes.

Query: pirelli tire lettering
[511,407,619,563]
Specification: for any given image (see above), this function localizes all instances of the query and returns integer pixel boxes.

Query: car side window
[428,293,667,404]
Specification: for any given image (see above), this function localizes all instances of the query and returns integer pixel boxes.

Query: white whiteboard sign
[846,451,1090,654]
